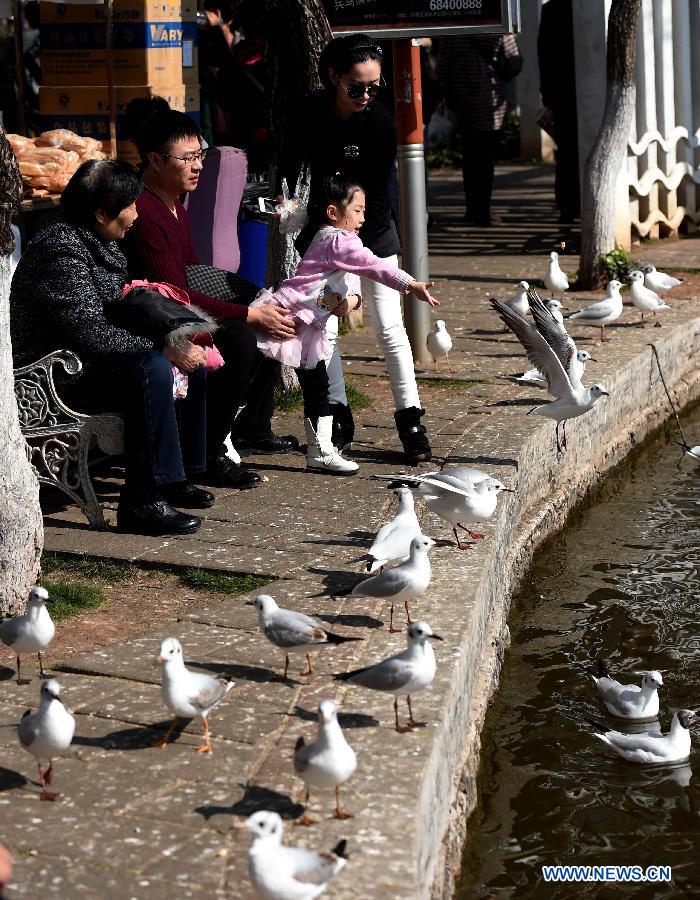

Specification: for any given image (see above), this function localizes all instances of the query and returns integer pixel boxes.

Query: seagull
[426,319,454,373]
[544,298,566,325]
[683,445,700,460]
[517,349,594,387]
[155,637,234,753]
[0,586,55,684]
[642,264,682,298]
[544,250,569,296]
[491,297,609,453]
[592,661,663,721]
[334,621,442,733]
[506,280,530,318]
[373,468,512,549]
[563,280,623,343]
[237,810,348,900]
[349,536,434,632]
[364,487,423,574]
[251,595,361,678]
[629,270,670,325]
[587,709,698,765]
[294,699,357,826]
[18,679,75,801]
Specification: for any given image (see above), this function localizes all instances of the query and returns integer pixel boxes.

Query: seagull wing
[0,617,22,647]
[343,655,414,691]
[528,291,580,389]
[351,567,413,599]
[266,609,327,647]
[188,672,232,712]
[490,298,573,398]
[17,710,39,749]
[285,845,345,885]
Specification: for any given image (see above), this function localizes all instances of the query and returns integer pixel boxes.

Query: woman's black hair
[318,34,383,89]
[307,174,364,229]
[125,96,201,164]
[61,159,142,228]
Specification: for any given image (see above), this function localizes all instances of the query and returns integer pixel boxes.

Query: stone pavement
[2,165,700,899]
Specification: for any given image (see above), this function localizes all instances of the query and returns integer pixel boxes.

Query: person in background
[198,0,238,146]
[10,160,210,536]
[0,843,12,898]
[125,99,298,485]
[538,0,580,223]
[437,34,523,227]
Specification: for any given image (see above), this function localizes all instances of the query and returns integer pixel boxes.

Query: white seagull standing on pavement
[642,264,682,298]
[0,586,55,685]
[18,679,75,801]
[591,661,663,721]
[545,251,569,297]
[426,319,454,373]
[587,709,698,765]
[629,270,670,325]
[251,594,361,678]
[237,810,348,900]
[155,637,234,753]
[563,279,623,343]
[365,487,423,574]
[294,699,357,826]
[350,536,434,631]
[334,621,442,733]
[491,296,609,453]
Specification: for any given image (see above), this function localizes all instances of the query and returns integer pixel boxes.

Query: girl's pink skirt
[251,289,332,369]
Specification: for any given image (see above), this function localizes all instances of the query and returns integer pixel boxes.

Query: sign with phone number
[324,0,516,38]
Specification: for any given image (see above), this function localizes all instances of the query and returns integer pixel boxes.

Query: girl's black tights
[296,360,330,427]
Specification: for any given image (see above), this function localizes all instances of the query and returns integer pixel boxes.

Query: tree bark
[578,0,642,288]
[0,129,43,616]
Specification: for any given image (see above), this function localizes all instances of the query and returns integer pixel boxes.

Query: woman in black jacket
[285,34,432,465]
[10,159,216,536]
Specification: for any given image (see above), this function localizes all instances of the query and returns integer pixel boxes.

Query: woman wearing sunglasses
[285,34,434,466]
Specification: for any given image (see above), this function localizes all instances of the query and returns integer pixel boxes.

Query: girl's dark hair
[318,34,383,89]
[125,96,201,164]
[308,174,364,228]
[61,159,142,228]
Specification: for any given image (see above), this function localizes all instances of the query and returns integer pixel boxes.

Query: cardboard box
[39,1,197,25]
[41,18,198,85]
[39,83,200,162]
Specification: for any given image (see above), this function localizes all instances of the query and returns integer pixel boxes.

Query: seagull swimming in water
[0,586,55,684]
[491,295,609,453]
[587,709,698,765]
[592,661,663,721]
[426,319,454,373]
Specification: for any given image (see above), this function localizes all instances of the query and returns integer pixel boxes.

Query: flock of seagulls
[1,248,693,897]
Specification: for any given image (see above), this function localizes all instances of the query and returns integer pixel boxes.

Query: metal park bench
[13,350,124,529]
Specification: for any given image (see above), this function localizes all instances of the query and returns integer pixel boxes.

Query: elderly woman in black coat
[10,159,216,536]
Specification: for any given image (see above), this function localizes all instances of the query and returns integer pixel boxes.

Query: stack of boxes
[38,0,200,161]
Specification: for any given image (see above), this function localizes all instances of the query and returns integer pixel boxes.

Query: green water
[457,406,700,899]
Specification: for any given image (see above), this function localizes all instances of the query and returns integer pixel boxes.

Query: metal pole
[394,39,431,365]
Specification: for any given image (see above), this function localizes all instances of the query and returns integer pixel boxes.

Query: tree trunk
[0,129,43,616]
[578,0,642,289]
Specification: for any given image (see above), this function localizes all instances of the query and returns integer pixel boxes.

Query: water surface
[458,406,700,898]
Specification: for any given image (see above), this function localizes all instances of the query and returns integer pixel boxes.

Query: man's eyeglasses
[161,149,207,166]
[340,76,386,100]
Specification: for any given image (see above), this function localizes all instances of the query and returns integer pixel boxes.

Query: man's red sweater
[126,189,248,322]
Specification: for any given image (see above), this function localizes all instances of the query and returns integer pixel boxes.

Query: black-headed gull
[642,264,682,298]
[155,637,234,753]
[544,250,569,296]
[517,349,593,387]
[426,319,454,373]
[592,661,663,721]
[237,810,348,899]
[491,297,609,453]
[588,709,698,765]
[544,297,566,325]
[350,536,434,632]
[251,595,361,678]
[629,270,670,325]
[563,280,623,342]
[365,486,423,574]
[334,621,442,733]
[506,280,530,318]
[18,679,75,801]
[0,586,55,685]
[294,699,357,826]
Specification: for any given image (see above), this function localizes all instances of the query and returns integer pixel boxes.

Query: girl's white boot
[305,417,359,475]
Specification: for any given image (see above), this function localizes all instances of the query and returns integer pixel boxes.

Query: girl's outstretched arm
[409,281,440,307]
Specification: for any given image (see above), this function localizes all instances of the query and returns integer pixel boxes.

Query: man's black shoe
[160,481,215,509]
[200,455,262,489]
[117,499,201,536]
[233,432,300,455]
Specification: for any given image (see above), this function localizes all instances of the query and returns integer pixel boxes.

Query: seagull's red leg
[333,784,354,820]
[600,326,610,343]
[406,695,426,729]
[388,603,402,633]
[404,600,413,625]
[453,525,475,550]
[446,353,455,374]
[38,762,60,801]
[300,653,313,677]
[16,656,30,686]
[394,696,410,733]
[458,523,484,540]
[296,789,316,827]
[38,652,47,678]
[195,716,212,753]
[44,761,53,785]
[283,655,289,680]
[153,716,178,748]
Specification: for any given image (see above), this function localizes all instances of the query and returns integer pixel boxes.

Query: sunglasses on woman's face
[341,76,385,100]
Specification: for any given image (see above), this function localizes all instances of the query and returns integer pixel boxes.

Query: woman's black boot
[394,406,432,465]
[330,402,355,452]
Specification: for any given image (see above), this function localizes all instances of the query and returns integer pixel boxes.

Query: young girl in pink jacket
[250,175,438,475]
